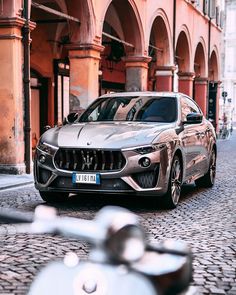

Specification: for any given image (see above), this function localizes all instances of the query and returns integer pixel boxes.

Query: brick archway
[176,30,193,96]
[209,50,219,82]
[208,49,220,130]
[101,0,144,55]
[101,0,148,92]
[193,41,207,114]
[176,30,191,73]
[148,11,172,91]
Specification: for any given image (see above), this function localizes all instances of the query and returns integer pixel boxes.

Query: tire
[163,155,182,209]
[195,149,216,188]
[39,191,69,203]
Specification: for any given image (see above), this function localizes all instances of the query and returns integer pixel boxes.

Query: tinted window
[79,96,177,123]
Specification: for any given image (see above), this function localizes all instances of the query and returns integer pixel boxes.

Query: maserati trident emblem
[82,152,93,169]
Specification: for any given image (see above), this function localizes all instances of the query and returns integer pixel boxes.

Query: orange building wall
[0,0,223,173]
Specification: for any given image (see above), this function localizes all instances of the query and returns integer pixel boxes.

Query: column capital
[194,77,208,84]
[155,65,176,76]
[0,17,36,30]
[123,55,152,69]
[156,65,176,71]
[67,43,104,60]
[178,71,195,80]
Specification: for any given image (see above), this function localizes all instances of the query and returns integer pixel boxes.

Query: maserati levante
[34,92,217,208]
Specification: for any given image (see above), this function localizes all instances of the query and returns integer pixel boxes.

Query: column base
[0,163,27,174]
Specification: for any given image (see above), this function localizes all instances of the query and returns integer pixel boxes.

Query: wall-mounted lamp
[106,55,115,72]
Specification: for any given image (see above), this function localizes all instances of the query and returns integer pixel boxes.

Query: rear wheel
[195,149,216,188]
[39,191,69,203]
[163,155,182,209]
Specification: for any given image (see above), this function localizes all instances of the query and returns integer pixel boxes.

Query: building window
[203,0,209,15]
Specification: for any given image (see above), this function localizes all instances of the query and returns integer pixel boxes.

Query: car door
[180,96,208,179]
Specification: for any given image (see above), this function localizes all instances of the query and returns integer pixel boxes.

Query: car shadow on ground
[43,182,204,214]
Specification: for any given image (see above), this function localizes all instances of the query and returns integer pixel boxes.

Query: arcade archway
[101,0,145,92]
[148,13,172,91]
[208,50,219,129]
[176,30,192,96]
[193,41,207,114]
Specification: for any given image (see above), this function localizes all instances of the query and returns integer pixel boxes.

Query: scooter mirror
[95,206,146,263]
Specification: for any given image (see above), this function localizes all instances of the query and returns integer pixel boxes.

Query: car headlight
[134,143,166,155]
[37,142,58,156]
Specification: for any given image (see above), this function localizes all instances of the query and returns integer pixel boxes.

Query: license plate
[72,173,100,185]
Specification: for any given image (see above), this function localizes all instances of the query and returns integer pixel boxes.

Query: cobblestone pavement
[0,134,236,295]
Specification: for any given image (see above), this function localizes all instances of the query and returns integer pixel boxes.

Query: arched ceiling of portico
[176,27,192,73]
[148,9,173,66]
[66,0,95,43]
[194,39,207,78]
[31,0,95,46]
[100,0,144,55]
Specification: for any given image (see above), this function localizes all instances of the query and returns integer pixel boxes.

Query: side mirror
[63,112,79,125]
[183,113,203,124]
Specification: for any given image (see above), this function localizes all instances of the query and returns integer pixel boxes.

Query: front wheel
[195,149,216,188]
[162,155,182,209]
[39,191,69,203]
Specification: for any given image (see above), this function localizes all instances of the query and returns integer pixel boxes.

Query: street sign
[222,91,228,98]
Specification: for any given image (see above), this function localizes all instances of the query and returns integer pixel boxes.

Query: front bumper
[34,146,170,196]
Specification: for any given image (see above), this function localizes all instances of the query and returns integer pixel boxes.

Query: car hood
[55,122,174,149]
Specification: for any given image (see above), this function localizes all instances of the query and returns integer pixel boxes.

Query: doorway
[30,70,48,154]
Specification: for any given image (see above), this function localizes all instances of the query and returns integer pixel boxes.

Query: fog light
[139,157,151,168]
[39,155,46,164]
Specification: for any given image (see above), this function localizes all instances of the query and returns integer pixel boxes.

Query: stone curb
[0,180,34,191]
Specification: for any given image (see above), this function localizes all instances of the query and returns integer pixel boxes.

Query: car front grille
[54,148,126,172]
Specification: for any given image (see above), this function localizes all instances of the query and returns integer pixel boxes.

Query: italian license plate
[72,173,100,185]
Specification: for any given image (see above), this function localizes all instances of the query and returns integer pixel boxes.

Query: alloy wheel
[170,158,182,206]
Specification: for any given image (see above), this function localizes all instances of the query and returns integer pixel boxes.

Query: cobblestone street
[0,134,236,295]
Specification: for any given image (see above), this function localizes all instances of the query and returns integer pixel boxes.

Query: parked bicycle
[0,205,197,295]
[218,117,233,140]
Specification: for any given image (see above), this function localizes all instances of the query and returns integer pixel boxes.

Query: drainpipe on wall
[23,0,31,174]
[172,0,177,91]
[207,16,211,120]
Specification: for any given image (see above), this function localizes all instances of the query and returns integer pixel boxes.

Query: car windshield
[79,96,177,123]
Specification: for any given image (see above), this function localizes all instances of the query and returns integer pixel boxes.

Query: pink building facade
[0,0,222,173]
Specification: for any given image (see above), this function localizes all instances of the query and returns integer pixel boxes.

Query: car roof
[99,91,183,99]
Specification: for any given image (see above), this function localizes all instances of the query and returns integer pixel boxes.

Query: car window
[79,96,177,123]
[134,97,177,122]
[180,96,201,121]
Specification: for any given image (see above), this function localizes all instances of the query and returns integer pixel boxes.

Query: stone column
[68,44,104,114]
[194,77,208,116]
[215,82,221,133]
[124,56,151,92]
[0,18,26,173]
[178,72,195,97]
[155,66,175,92]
